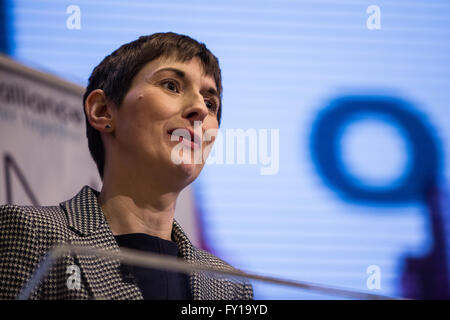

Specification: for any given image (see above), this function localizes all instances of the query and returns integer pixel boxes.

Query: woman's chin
[171,159,201,181]
[166,147,204,182]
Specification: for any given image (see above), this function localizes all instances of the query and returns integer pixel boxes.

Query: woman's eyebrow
[152,67,186,78]
[204,87,220,102]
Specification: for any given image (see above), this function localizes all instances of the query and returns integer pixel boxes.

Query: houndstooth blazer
[0,186,254,300]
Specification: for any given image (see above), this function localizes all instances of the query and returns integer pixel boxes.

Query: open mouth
[167,128,201,149]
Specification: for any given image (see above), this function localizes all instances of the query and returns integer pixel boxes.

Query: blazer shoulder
[0,204,45,299]
[192,247,254,300]
[0,203,80,299]
[193,247,236,270]
[0,203,71,242]
[0,203,35,227]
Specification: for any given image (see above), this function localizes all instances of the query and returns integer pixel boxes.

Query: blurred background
[1,0,450,299]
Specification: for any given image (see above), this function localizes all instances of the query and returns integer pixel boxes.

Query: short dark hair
[83,32,223,180]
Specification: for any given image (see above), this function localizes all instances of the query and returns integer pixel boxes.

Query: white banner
[0,54,100,205]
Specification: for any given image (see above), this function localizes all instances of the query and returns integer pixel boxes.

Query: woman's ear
[84,89,114,132]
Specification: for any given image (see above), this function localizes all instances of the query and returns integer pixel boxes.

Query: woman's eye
[205,100,218,111]
[162,80,178,92]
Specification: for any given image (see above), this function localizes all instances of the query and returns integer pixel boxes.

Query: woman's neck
[98,180,180,241]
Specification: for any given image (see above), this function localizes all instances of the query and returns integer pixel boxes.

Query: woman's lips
[167,130,201,149]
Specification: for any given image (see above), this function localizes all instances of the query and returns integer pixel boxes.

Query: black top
[114,233,192,300]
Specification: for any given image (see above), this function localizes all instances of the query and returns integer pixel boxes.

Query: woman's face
[109,56,220,187]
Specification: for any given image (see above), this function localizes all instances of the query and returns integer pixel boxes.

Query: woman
[0,32,254,300]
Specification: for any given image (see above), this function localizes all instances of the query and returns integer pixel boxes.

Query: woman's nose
[183,94,209,122]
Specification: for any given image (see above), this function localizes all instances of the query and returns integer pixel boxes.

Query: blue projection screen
[6,0,450,299]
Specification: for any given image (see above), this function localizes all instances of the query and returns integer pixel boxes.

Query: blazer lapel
[171,219,201,299]
[60,186,143,300]
[172,220,240,300]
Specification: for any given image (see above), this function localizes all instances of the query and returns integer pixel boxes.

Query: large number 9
[309,95,448,299]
